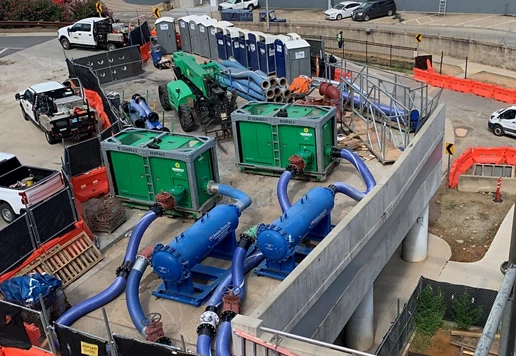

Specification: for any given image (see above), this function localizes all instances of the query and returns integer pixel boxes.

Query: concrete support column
[402,204,430,263]
[343,286,374,351]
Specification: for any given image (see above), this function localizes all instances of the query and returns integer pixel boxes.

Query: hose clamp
[199,311,219,328]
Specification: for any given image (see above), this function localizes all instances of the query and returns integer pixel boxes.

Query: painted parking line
[486,18,516,28]
[453,15,496,27]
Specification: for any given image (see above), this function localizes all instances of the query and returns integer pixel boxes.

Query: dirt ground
[439,64,464,77]
[469,71,516,89]
[428,181,514,262]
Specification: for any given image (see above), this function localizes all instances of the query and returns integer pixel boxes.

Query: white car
[488,105,516,137]
[325,1,361,20]
[218,0,259,11]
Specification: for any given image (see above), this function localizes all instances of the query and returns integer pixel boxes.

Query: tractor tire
[178,105,199,132]
[158,85,172,111]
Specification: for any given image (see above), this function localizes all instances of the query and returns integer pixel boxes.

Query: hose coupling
[220,310,236,322]
[133,255,150,273]
[288,154,306,173]
[285,165,299,178]
[196,311,219,335]
[116,261,133,278]
[153,191,176,214]
[327,184,339,195]
[330,147,343,158]
[238,234,254,249]
[206,180,218,195]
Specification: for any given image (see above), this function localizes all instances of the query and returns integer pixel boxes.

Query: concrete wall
[237,21,516,71]
[241,103,445,344]
[256,0,516,14]
[459,175,516,195]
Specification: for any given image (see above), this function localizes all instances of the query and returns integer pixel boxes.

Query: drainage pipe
[134,95,159,122]
[331,148,376,201]
[56,209,160,326]
[217,62,270,89]
[218,71,267,93]
[217,77,266,101]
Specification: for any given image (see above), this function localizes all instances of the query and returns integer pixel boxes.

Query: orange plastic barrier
[413,68,432,82]
[70,166,110,203]
[448,146,516,188]
[471,81,495,99]
[448,78,473,93]
[84,89,109,130]
[0,220,93,283]
[140,42,151,62]
[493,87,516,104]
[428,73,449,88]
[0,348,52,356]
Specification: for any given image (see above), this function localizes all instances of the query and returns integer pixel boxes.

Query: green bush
[452,292,483,330]
[0,0,110,22]
[416,286,446,336]
[63,0,112,21]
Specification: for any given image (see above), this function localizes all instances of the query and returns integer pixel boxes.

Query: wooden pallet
[14,232,103,287]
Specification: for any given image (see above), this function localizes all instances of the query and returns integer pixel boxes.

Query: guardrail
[0,21,73,27]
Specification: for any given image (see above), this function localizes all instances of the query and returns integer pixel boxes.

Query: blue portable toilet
[227,27,240,61]
[237,29,251,68]
[210,21,233,60]
[274,38,287,78]
[247,31,264,71]
[257,34,275,74]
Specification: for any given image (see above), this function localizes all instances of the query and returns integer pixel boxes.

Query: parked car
[325,1,361,21]
[15,81,98,145]
[0,153,65,223]
[488,105,516,137]
[57,17,128,51]
[218,0,259,11]
[352,0,396,21]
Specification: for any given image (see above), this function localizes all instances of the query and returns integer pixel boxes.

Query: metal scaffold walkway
[322,60,442,164]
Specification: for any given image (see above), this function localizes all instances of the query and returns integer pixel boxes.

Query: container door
[267,42,275,74]
[109,152,149,201]
[248,34,258,70]
[225,33,233,58]
[232,37,241,64]
[209,27,218,59]
[156,20,177,54]
[218,32,228,60]
[190,21,199,55]
[274,39,286,78]
[150,157,192,208]
[237,37,247,68]
[179,20,191,53]
[257,41,267,73]
[278,126,317,171]
[238,122,274,166]
[194,151,215,206]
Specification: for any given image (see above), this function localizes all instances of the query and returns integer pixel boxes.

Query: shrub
[416,285,446,336]
[0,0,110,22]
[452,292,483,330]
[63,0,112,22]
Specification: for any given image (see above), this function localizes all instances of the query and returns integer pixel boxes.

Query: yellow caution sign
[415,33,423,43]
[153,7,161,18]
[95,2,103,14]
[81,342,99,356]
[445,142,454,155]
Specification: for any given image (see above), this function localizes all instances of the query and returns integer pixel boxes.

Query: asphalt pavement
[0,35,55,59]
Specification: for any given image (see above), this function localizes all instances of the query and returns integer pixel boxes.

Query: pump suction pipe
[331,148,376,201]
[207,181,252,213]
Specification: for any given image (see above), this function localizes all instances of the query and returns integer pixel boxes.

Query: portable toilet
[227,27,241,61]
[178,15,210,53]
[274,37,287,78]
[286,33,302,41]
[247,31,264,71]
[257,34,276,74]
[209,21,233,60]
[155,17,177,55]
[197,18,218,58]
[189,16,211,56]
[236,29,251,68]
[284,39,311,82]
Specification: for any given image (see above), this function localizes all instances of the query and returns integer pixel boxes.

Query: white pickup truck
[57,17,128,51]
[0,153,65,223]
[218,0,259,11]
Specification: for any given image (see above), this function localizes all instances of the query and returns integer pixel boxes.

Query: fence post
[366,40,368,64]
[465,56,468,79]
[389,45,392,67]
[440,51,444,75]
[102,307,118,356]
[39,294,58,356]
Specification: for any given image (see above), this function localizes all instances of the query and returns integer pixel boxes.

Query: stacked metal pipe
[215,58,291,103]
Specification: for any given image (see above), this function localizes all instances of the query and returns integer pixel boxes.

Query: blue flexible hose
[277,171,292,213]
[333,149,376,201]
[221,58,247,70]
[210,183,252,213]
[231,247,247,300]
[56,211,158,326]
[197,334,213,356]
[215,321,233,356]
[126,259,148,334]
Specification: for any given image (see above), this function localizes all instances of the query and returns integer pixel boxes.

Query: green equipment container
[231,102,338,181]
[101,128,219,219]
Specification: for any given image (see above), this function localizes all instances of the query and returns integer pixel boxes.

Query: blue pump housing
[151,204,241,306]
[255,187,335,279]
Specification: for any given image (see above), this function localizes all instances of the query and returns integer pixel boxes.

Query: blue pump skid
[255,187,335,280]
[152,204,251,306]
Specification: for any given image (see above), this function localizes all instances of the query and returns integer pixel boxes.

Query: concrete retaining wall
[459,175,516,194]
[256,0,516,13]
[237,21,516,71]
[241,103,445,344]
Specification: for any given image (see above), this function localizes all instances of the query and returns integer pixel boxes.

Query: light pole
[266,0,270,31]
[328,0,331,10]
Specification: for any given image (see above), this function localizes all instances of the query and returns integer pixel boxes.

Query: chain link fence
[376,277,498,356]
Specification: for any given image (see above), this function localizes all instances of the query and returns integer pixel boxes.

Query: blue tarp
[0,273,62,304]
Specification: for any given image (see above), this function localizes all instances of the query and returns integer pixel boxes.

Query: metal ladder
[438,0,447,15]
[271,125,281,167]
[142,157,156,200]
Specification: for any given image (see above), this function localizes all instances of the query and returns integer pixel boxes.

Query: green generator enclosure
[231,102,338,181]
[101,128,219,218]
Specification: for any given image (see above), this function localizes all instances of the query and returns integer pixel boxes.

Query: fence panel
[63,137,102,178]
[0,214,35,275]
[55,324,108,356]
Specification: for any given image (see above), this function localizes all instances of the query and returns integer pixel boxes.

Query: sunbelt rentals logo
[172,162,184,173]
[300,127,312,137]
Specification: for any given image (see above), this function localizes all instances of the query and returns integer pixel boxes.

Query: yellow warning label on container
[174,162,180,168]
[80,342,98,356]
[303,128,309,133]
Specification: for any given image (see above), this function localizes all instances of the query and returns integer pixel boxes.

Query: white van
[488,105,516,137]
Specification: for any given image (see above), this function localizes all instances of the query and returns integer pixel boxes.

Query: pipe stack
[215,58,291,103]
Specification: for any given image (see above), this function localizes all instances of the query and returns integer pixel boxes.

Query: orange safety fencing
[449,146,516,188]
[0,220,93,284]
[70,166,110,203]
[84,89,110,131]
[414,60,516,105]
[140,42,151,62]
[0,348,53,356]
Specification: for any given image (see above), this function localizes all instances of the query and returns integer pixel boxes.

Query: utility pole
[499,201,516,356]
[328,0,332,10]
[266,0,270,31]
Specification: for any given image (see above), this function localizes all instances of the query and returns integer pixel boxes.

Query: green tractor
[158,52,237,133]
